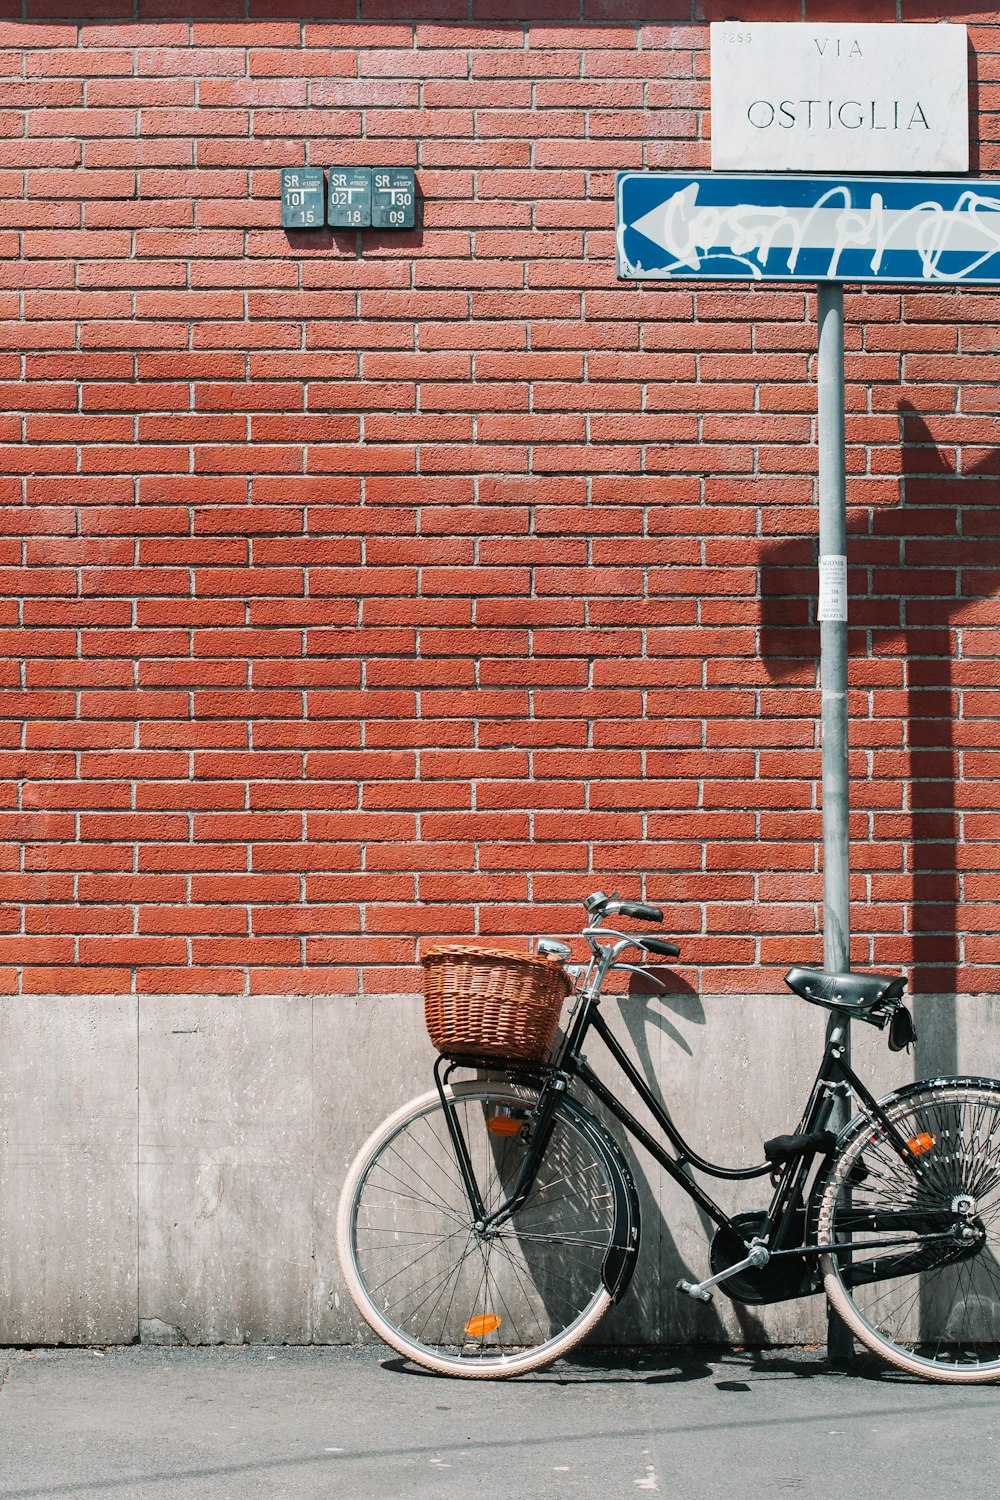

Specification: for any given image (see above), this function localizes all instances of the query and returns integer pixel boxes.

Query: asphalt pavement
[1,1342,997,1500]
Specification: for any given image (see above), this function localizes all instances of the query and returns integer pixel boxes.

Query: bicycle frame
[435,987,930,1268]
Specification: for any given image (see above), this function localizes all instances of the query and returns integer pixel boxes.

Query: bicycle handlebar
[619,901,664,923]
[583,891,664,925]
[577,923,682,998]
[639,936,681,959]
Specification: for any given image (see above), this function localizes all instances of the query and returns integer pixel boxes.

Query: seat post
[826,1014,847,1053]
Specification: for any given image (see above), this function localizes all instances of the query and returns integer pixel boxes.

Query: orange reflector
[487,1115,522,1137]
[907,1132,936,1156]
[465,1314,501,1337]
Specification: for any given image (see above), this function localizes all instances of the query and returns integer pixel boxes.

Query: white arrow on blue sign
[617,173,1000,284]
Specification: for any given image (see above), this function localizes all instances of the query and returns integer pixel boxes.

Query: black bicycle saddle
[784,966,907,1022]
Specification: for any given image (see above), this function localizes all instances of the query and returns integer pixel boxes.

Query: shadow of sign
[760,398,1000,1079]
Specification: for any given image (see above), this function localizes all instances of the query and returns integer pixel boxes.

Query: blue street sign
[617,173,1000,284]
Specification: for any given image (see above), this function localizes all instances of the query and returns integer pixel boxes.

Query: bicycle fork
[432,1057,565,1230]
[431,1058,642,1305]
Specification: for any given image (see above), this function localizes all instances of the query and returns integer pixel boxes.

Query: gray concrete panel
[0,995,138,1345]
[310,995,437,1343]
[915,992,1000,1078]
[0,987,994,1347]
[138,997,313,1345]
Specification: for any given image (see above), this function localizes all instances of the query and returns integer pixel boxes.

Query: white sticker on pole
[817,554,847,622]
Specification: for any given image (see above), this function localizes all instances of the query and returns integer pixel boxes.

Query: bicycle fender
[560,1094,641,1305]
[883,1073,1000,1099]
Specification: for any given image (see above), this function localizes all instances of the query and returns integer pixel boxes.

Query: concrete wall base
[0,991,993,1347]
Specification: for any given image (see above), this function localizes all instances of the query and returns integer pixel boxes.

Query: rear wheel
[818,1081,1000,1382]
[336,1081,622,1378]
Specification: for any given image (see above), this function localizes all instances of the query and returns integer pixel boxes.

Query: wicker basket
[421,945,571,1062]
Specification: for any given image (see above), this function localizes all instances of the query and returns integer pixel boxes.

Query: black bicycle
[337,891,1000,1381]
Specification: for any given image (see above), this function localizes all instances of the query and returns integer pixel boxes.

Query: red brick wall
[4,7,1000,997]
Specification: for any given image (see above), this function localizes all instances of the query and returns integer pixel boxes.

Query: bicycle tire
[336,1080,628,1378]
[817,1078,1000,1382]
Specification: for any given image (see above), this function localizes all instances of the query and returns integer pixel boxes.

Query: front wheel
[336,1080,629,1378]
[817,1080,1000,1382]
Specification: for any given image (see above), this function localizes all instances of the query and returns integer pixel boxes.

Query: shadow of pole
[760,396,1000,1079]
[899,401,961,1076]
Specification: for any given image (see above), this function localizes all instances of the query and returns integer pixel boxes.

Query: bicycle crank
[677,1238,771,1304]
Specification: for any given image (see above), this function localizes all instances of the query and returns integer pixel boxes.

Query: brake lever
[613,962,671,990]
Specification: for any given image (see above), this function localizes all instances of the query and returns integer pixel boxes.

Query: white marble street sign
[710,22,969,174]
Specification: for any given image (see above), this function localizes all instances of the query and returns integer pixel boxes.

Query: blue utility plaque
[617,173,1000,285]
[281,167,324,230]
[328,167,372,229]
[372,168,416,230]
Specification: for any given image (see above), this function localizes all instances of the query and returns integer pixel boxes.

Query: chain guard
[709,1211,818,1305]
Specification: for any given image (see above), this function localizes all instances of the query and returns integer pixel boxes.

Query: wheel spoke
[340,1085,619,1376]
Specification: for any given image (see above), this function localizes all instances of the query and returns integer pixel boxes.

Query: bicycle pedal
[676,1278,713,1304]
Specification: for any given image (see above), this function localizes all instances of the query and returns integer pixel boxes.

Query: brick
[137,967,246,994]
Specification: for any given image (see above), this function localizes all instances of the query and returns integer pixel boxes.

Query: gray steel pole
[816,282,853,1363]
[817,283,851,975]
